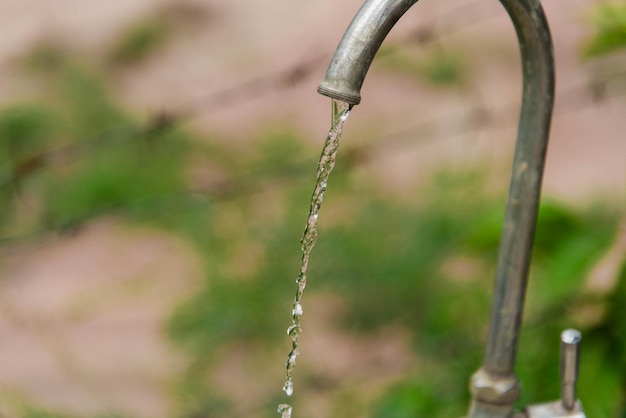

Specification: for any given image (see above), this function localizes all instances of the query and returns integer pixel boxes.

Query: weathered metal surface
[560,329,582,411]
[317,0,555,417]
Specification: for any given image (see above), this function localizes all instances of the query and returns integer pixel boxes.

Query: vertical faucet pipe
[470,2,554,417]
[317,0,555,417]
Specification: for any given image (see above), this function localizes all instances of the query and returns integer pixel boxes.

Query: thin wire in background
[0,0,624,256]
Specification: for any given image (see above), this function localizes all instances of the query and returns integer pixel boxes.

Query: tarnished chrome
[470,368,520,405]
[469,368,521,418]
[560,329,582,411]
[522,330,586,418]
[317,0,418,105]
[318,0,555,417]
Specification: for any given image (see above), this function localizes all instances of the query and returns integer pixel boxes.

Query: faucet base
[468,368,520,418]
[468,400,517,418]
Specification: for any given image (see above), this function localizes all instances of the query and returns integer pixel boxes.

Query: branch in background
[0,0,624,254]
[0,0,507,194]
[0,68,621,258]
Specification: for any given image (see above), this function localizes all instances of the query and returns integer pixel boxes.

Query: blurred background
[0,0,624,417]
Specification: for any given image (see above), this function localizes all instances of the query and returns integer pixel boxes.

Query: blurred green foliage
[109,19,171,65]
[582,2,626,58]
[106,2,216,66]
[0,104,54,160]
[378,45,468,88]
[0,42,624,418]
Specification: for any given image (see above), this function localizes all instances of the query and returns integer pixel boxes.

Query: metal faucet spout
[318,0,555,417]
[317,0,418,105]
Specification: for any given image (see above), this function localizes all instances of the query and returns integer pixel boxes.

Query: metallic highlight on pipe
[318,1,555,417]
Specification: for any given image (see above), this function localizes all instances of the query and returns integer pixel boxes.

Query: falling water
[278,99,352,418]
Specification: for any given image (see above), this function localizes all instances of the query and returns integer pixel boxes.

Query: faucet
[318,1,584,417]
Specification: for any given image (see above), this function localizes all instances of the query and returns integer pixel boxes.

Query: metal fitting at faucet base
[468,368,521,418]
[470,368,521,405]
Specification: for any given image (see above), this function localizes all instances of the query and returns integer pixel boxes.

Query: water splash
[278,99,352,417]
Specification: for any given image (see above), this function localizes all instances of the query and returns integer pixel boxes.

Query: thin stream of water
[278,99,352,418]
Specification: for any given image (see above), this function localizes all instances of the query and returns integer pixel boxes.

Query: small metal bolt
[560,329,582,411]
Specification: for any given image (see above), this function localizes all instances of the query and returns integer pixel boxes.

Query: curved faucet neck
[318,1,555,417]
[317,0,418,105]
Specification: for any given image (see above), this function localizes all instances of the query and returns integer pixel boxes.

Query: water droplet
[288,355,297,367]
[292,302,303,317]
[287,324,301,337]
[278,403,292,418]
[287,348,299,366]
[283,380,294,396]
